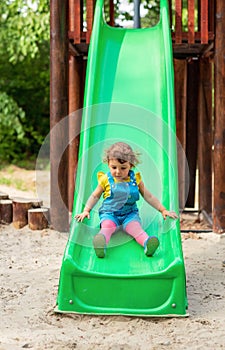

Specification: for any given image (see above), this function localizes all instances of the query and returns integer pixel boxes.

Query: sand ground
[1,174,225,350]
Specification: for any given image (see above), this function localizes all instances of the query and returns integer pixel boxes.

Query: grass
[0,159,36,171]
[0,158,50,171]
[0,163,36,193]
[0,177,28,191]
[0,178,12,186]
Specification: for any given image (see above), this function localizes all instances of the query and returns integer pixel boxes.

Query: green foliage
[141,0,160,28]
[0,0,50,63]
[104,0,160,28]
[0,92,27,161]
[0,0,50,162]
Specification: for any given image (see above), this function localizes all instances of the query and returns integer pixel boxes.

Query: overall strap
[107,171,114,185]
[129,170,137,185]
[107,170,137,184]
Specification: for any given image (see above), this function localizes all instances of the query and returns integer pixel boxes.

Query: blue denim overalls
[99,170,141,228]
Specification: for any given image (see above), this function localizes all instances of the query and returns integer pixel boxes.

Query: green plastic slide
[56,0,188,316]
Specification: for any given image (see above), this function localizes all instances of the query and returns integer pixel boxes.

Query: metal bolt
[172,303,176,308]
[69,299,73,304]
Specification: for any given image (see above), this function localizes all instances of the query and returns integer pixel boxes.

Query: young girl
[75,142,178,258]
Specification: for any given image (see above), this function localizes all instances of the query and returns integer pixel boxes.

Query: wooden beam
[198,57,212,213]
[69,0,75,31]
[209,0,215,33]
[174,59,187,209]
[172,41,214,60]
[175,0,182,44]
[86,0,94,43]
[185,59,199,208]
[188,0,195,44]
[68,56,84,213]
[168,0,172,28]
[109,0,114,26]
[69,41,81,56]
[74,0,81,43]
[50,0,69,231]
[213,0,225,233]
[200,0,208,43]
[172,31,214,42]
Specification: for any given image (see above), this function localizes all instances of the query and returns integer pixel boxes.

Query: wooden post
[174,59,187,209]
[50,0,69,231]
[200,0,208,43]
[186,58,199,208]
[175,0,182,44]
[86,0,94,43]
[188,0,195,43]
[198,57,212,214]
[68,0,85,214]
[69,0,75,33]
[109,0,114,26]
[28,208,49,230]
[12,199,33,229]
[213,0,225,233]
[209,0,215,33]
[74,0,81,43]
[68,56,83,213]
[0,200,13,224]
[12,198,43,229]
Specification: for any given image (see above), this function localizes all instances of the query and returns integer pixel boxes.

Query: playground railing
[68,0,214,47]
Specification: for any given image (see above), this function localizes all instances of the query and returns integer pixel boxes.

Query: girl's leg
[99,219,117,244]
[125,221,149,246]
[93,220,117,258]
[125,221,159,256]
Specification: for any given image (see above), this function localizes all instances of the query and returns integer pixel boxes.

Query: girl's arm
[138,181,178,220]
[75,185,104,222]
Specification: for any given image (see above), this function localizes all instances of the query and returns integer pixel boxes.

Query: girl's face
[108,159,132,181]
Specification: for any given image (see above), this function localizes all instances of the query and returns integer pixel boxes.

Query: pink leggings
[99,220,149,246]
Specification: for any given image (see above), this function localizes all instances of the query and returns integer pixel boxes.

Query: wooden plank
[209,0,215,32]
[172,42,214,59]
[188,0,195,44]
[175,0,182,44]
[86,0,94,43]
[185,59,199,208]
[172,31,214,42]
[200,0,208,43]
[168,0,172,27]
[109,0,114,26]
[74,0,81,43]
[174,59,187,209]
[213,0,225,233]
[69,0,75,31]
[198,57,212,213]
[50,0,69,231]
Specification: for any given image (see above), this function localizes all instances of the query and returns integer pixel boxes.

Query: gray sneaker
[144,236,159,257]
[93,234,106,258]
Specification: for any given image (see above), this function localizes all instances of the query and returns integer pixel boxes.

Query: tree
[0,0,50,162]
[0,92,27,161]
[0,0,50,63]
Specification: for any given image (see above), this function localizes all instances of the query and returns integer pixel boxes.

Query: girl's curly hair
[103,142,140,166]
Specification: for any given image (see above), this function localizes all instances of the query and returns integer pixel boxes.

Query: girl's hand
[75,210,90,222]
[161,209,178,220]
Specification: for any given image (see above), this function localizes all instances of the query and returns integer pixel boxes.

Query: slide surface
[56,0,188,316]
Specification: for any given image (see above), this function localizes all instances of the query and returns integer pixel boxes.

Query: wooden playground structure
[50,0,225,234]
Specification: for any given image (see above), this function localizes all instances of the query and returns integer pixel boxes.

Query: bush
[0,92,28,161]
